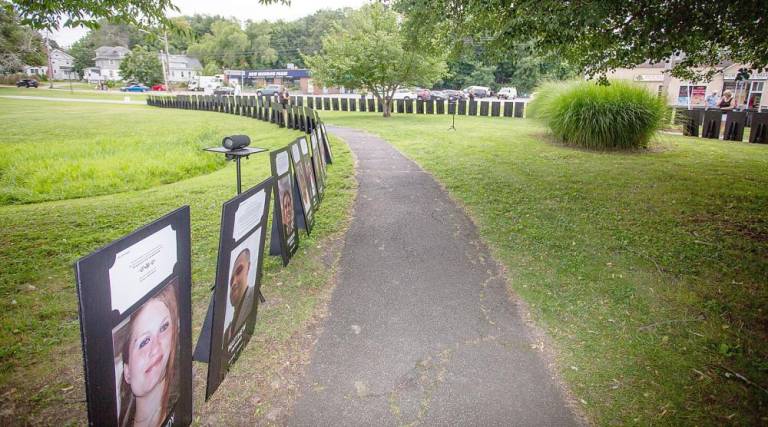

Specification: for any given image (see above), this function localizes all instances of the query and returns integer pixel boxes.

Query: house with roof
[48,48,75,80]
[164,54,202,83]
[91,46,131,81]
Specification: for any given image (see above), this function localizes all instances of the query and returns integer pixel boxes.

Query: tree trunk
[383,98,391,117]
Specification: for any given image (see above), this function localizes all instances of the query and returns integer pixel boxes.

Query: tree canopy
[0,3,45,73]
[6,0,177,31]
[118,44,162,84]
[396,0,768,81]
[304,3,446,117]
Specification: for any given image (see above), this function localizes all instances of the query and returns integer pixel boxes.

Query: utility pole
[163,31,171,93]
[45,32,54,88]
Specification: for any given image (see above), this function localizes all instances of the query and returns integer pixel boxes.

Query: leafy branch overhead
[304,3,446,117]
[396,0,768,81]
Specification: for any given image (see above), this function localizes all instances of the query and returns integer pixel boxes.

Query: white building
[164,54,202,83]
[23,65,48,77]
[48,48,75,80]
[92,46,130,81]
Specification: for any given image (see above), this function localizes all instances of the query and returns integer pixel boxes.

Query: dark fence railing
[673,108,767,143]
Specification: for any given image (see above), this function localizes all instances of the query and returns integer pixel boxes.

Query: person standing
[718,90,735,110]
[705,91,718,109]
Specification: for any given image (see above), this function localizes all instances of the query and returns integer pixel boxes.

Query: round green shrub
[528,80,668,150]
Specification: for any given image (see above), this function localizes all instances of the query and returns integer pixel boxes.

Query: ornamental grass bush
[528,80,668,150]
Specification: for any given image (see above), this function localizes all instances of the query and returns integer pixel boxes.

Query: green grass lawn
[0,85,150,101]
[322,111,768,425]
[0,98,282,205]
[0,99,356,423]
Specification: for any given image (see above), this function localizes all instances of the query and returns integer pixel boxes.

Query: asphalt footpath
[289,126,579,426]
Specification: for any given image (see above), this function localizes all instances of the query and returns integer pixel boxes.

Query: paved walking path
[0,95,144,104]
[290,126,578,426]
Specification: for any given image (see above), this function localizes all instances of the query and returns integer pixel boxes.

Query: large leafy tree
[0,3,45,73]
[304,3,446,117]
[396,0,768,81]
[245,20,277,68]
[118,44,162,84]
[6,0,177,30]
[187,19,250,69]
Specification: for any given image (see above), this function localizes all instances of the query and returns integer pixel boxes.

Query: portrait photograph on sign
[290,139,315,234]
[309,131,326,199]
[270,147,300,265]
[75,207,192,427]
[299,137,320,207]
[205,178,272,400]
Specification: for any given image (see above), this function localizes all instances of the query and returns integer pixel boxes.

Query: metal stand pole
[235,156,242,194]
[448,110,456,131]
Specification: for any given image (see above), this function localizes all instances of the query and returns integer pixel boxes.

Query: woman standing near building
[718,90,735,110]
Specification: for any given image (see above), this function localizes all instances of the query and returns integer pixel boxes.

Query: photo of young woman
[277,175,294,237]
[294,151,311,211]
[222,230,260,347]
[113,279,180,427]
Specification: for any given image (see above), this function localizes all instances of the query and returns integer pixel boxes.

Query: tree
[304,3,446,117]
[245,20,277,68]
[6,0,177,31]
[118,45,162,84]
[187,19,250,70]
[0,3,45,73]
[396,0,768,81]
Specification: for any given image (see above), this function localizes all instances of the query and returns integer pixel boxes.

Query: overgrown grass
[322,111,768,425]
[0,98,288,205]
[0,98,356,424]
[528,81,668,150]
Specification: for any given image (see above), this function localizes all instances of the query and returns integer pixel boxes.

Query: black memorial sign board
[307,97,314,109]
[702,110,722,139]
[491,101,500,117]
[448,100,456,114]
[406,99,414,114]
[367,98,375,112]
[480,101,488,117]
[458,100,467,115]
[468,100,478,115]
[503,102,513,117]
[290,138,316,234]
[514,102,525,118]
[324,97,331,110]
[359,96,367,112]
[397,99,405,113]
[319,122,334,164]
[377,99,384,113]
[341,98,348,111]
[309,129,327,200]
[426,100,434,114]
[724,111,746,141]
[298,137,320,208]
[750,112,768,144]
[270,147,301,265]
[203,178,272,400]
[75,207,193,427]
[436,100,445,114]
[350,98,357,111]
[416,100,424,114]
[332,98,340,111]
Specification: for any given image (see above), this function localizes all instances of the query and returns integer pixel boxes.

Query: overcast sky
[51,0,368,47]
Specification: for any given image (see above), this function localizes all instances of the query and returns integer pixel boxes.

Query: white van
[497,87,518,99]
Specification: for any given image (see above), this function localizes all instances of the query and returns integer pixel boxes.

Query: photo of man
[294,150,311,212]
[222,230,260,347]
[278,175,295,237]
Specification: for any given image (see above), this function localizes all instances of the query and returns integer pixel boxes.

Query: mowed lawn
[0,85,150,101]
[323,111,768,425]
[0,98,356,424]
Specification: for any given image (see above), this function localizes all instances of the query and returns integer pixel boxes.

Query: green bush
[528,80,668,150]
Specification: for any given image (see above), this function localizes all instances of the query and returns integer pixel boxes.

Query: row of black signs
[148,94,528,118]
[75,116,334,426]
[675,109,768,143]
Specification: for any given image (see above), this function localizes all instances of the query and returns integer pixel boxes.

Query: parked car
[463,86,491,98]
[151,84,167,91]
[416,88,431,101]
[442,89,465,101]
[392,88,417,100]
[16,79,38,88]
[256,84,283,97]
[497,87,517,99]
[120,84,149,92]
[430,90,447,101]
[214,86,235,96]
